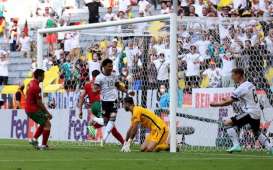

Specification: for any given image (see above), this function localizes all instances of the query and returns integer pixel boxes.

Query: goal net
[37,16,273,152]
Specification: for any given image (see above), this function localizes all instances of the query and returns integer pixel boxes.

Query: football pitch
[0,139,273,170]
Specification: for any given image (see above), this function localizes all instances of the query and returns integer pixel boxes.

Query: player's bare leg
[224,119,242,153]
[39,119,51,150]
[30,125,44,148]
[102,112,124,146]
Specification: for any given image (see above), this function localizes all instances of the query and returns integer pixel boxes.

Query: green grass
[0,139,273,170]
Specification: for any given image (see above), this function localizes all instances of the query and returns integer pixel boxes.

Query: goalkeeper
[121,97,169,152]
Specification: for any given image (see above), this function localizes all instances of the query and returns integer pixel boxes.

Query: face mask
[122,71,128,76]
[160,58,164,62]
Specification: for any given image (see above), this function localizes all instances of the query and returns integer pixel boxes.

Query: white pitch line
[183,152,273,159]
[0,157,273,163]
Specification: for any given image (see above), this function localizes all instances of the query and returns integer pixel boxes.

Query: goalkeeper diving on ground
[121,97,170,152]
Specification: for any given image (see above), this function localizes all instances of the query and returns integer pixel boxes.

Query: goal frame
[37,13,178,152]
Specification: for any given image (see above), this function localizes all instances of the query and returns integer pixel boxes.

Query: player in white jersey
[94,58,134,145]
[211,68,273,154]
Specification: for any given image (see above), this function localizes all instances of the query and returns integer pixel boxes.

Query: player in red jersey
[25,69,52,150]
[78,70,124,145]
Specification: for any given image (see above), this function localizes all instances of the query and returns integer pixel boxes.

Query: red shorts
[46,34,57,44]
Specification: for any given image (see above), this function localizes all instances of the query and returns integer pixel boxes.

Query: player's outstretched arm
[78,90,87,119]
[121,123,138,152]
[210,97,235,107]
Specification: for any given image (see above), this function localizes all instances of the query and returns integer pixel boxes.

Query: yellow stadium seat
[265,67,273,86]
[218,0,233,8]
[87,52,93,61]
[178,79,185,89]
[200,76,209,88]
[43,84,63,93]
[148,21,166,40]
[1,85,19,94]
[43,66,60,87]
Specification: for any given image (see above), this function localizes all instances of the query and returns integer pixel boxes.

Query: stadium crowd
[0,0,273,107]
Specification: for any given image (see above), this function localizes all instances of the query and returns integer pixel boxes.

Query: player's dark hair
[33,69,45,79]
[123,97,134,105]
[92,70,100,78]
[100,58,113,71]
[232,68,244,77]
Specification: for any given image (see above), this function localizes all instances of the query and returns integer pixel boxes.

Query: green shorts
[91,101,103,118]
[26,111,48,126]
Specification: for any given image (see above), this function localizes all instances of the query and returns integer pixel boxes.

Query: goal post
[36,14,178,152]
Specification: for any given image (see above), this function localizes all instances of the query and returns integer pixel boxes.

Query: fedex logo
[10,110,29,139]
[68,110,88,141]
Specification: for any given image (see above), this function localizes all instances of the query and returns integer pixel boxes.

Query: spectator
[220,49,235,87]
[84,0,103,23]
[0,2,6,18]
[138,0,152,16]
[45,13,57,55]
[118,0,131,13]
[189,5,198,16]
[103,7,116,22]
[265,28,273,66]
[0,96,4,108]
[160,2,170,14]
[14,84,26,109]
[116,10,127,20]
[57,19,67,50]
[0,50,9,85]
[153,52,170,89]
[17,31,31,57]
[202,60,222,88]
[124,40,141,69]
[194,0,205,17]
[9,18,20,52]
[194,34,210,69]
[0,16,6,39]
[182,45,203,92]
[61,59,72,81]
[88,52,101,80]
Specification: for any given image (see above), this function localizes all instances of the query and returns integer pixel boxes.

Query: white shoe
[100,139,104,147]
[38,145,49,150]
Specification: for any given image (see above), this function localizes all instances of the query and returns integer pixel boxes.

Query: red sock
[33,126,44,139]
[111,127,124,145]
[42,129,50,146]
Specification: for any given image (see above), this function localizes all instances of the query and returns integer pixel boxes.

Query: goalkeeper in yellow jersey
[121,97,169,152]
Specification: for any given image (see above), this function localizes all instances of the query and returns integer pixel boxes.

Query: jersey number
[107,81,114,88]
[252,89,258,104]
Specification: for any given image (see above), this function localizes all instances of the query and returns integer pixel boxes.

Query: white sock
[92,117,104,126]
[258,133,272,151]
[103,121,114,142]
[227,128,240,147]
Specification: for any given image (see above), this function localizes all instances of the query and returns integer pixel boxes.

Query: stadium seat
[200,76,209,88]
[43,84,63,93]
[178,79,185,89]
[265,67,273,86]
[0,85,19,94]
[43,66,60,87]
